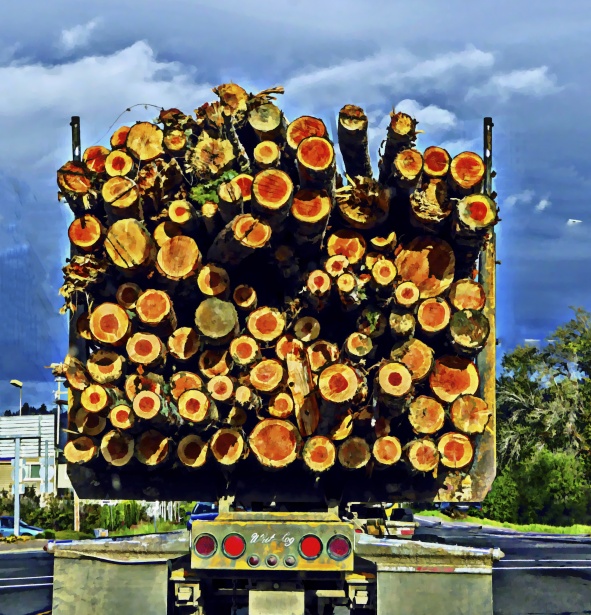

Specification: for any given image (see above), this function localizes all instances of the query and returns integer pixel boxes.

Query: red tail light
[222,533,246,558]
[327,535,351,560]
[299,535,323,560]
[194,533,217,558]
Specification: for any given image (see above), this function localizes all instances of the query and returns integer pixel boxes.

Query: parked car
[437,502,482,514]
[0,516,45,537]
[185,502,218,530]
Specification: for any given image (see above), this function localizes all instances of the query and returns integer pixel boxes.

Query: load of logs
[57,83,497,485]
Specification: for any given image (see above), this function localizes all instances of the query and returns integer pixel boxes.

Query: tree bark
[105,219,156,270]
[101,430,134,466]
[373,436,402,467]
[64,436,99,464]
[338,437,371,470]
[156,235,202,281]
[450,394,491,434]
[448,278,486,311]
[68,215,105,252]
[395,237,455,298]
[303,436,336,472]
[406,438,439,473]
[89,302,131,346]
[437,432,474,469]
[429,356,479,403]
[423,146,450,178]
[207,214,272,265]
[210,428,246,465]
[337,104,372,178]
[87,349,126,384]
[416,297,451,336]
[378,111,418,183]
[135,430,170,466]
[201,201,222,236]
[389,338,434,382]
[194,297,239,346]
[116,282,142,310]
[408,396,445,434]
[449,151,485,193]
[168,327,201,361]
[178,435,209,468]
[248,419,301,468]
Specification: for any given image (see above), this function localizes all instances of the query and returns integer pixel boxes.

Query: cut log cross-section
[306,270,332,306]
[124,372,165,401]
[450,151,485,193]
[157,236,202,281]
[373,436,402,467]
[168,327,200,361]
[198,349,232,379]
[448,279,486,311]
[407,439,439,473]
[249,419,301,469]
[449,309,491,355]
[132,390,162,421]
[248,103,287,141]
[410,178,451,230]
[68,215,105,252]
[210,429,245,465]
[417,298,451,336]
[307,340,339,373]
[337,104,372,179]
[105,150,134,177]
[89,303,131,346]
[57,161,91,197]
[327,230,366,264]
[168,200,198,231]
[197,264,230,298]
[64,437,98,464]
[233,285,257,312]
[370,231,397,253]
[318,363,359,405]
[169,371,203,401]
[294,316,321,343]
[254,140,281,168]
[250,359,284,394]
[303,436,336,473]
[286,116,327,155]
[345,332,374,362]
[297,136,336,188]
[291,190,332,245]
[101,431,134,466]
[389,311,416,340]
[423,146,450,178]
[450,395,491,434]
[178,389,211,423]
[136,289,176,329]
[207,214,272,265]
[109,404,135,430]
[217,180,243,224]
[390,338,434,382]
[126,332,166,367]
[377,362,413,405]
[430,356,479,403]
[371,258,397,288]
[338,437,371,470]
[247,306,286,343]
[207,375,234,404]
[135,430,170,466]
[126,122,164,162]
[454,194,499,241]
[79,384,112,417]
[438,432,474,469]
[178,435,208,468]
[83,145,109,174]
[116,282,142,310]
[102,176,140,219]
[394,281,420,308]
[393,149,423,186]
[252,168,294,226]
[379,111,417,183]
[74,409,106,437]
[105,219,155,270]
[268,392,294,418]
[408,396,445,434]
[87,349,126,384]
[195,298,239,346]
[111,126,130,149]
[230,335,260,366]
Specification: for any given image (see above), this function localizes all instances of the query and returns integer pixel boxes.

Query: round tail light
[194,533,217,558]
[222,533,246,558]
[299,535,323,560]
[327,535,351,560]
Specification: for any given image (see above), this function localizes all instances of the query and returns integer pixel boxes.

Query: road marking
[0,576,53,581]
[501,559,591,563]
[495,565,591,571]
[0,582,53,589]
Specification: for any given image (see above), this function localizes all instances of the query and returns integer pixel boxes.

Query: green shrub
[42,529,56,539]
[480,468,521,523]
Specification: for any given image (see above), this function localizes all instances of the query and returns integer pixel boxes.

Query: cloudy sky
[0,0,590,409]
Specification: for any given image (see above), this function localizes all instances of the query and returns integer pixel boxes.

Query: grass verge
[110,520,186,536]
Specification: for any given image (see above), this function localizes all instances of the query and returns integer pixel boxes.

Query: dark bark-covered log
[135,430,170,466]
[254,140,281,169]
[226,406,248,428]
[438,432,474,469]
[116,282,142,310]
[126,122,164,161]
[89,302,131,346]
[87,349,126,384]
[178,389,211,423]
[101,430,134,466]
[336,177,389,230]
[303,436,336,473]
[207,375,234,404]
[338,437,371,470]
[423,146,450,178]
[395,237,455,298]
[168,327,201,361]
[286,116,327,155]
[373,436,402,467]
[68,215,105,252]
[337,104,372,179]
[178,435,209,468]
[74,409,106,437]
[105,219,156,270]
[429,356,479,403]
[268,392,294,418]
[126,332,166,367]
[229,335,260,366]
[408,396,445,434]
[156,236,202,281]
[294,316,321,343]
[169,371,203,400]
[273,244,299,278]
[393,149,423,186]
[105,150,134,177]
[249,419,301,468]
[195,297,239,346]
[248,103,287,141]
[211,428,246,465]
[233,285,257,312]
[390,338,434,382]
[132,390,162,421]
[76,311,92,341]
[449,151,485,192]
[247,306,286,343]
[450,394,491,434]
[448,309,490,355]
[250,359,284,394]
[198,348,232,379]
[379,111,418,183]
[109,403,135,430]
[409,178,451,231]
[327,229,366,264]
[448,278,486,311]
[417,297,451,336]
[307,340,339,373]
[207,214,272,265]
[344,332,374,362]
[389,310,416,340]
[394,281,420,308]
[136,289,177,329]
[83,145,109,174]
[407,438,439,472]
[358,308,388,339]
[64,436,98,464]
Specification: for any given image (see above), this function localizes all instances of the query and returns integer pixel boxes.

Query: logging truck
[50,84,501,614]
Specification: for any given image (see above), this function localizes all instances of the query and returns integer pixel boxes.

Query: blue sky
[0,0,590,409]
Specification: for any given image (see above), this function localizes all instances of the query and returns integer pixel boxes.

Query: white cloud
[504,190,534,208]
[437,138,479,157]
[394,99,457,132]
[567,219,582,226]
[466,66,559,101]
[535,198,551,212]
[58,19,101,52]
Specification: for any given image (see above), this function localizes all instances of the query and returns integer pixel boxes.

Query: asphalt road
[416,516,591,615]
[0,550,53,615]
[1,523,590,615]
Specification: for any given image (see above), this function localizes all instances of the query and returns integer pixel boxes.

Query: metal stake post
[14,438,21,537]
[44,439,50,494]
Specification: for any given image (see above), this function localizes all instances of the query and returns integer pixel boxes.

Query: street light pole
[9,380,23,416]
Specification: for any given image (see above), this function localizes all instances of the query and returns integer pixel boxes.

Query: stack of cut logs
[57,83,497,482]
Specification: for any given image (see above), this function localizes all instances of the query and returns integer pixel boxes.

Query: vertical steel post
[477,118,496,468]
[70,116,81,162]
[14,438,21,537]
[44,439,50,493]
